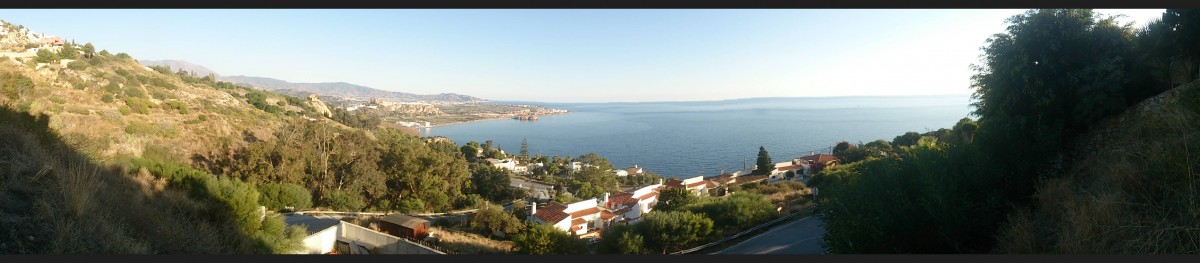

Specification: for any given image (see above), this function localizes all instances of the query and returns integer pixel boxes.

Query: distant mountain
[138,60,485,103]
[218,75,484,103]
[137,60,218,77]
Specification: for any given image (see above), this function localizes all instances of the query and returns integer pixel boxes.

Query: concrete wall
[337,221,445,254]
[300,225,339,254]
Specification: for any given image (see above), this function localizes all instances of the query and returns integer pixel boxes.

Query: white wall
[299,225,339,254]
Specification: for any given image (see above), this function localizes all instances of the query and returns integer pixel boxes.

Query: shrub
[115,53,131,59]
[325,190,364,211]
[100,94,114,103]
[50,97,66,104]
[67,60,86,70]
[125,86,146,98]
[258,183,313,211]
[118,106,131,115]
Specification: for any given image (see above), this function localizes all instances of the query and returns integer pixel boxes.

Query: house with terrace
[602,184,663,223]
[530,198,608,237]
[665,176,713,197]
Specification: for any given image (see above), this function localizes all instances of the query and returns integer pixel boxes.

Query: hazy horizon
[0,9,1165,103]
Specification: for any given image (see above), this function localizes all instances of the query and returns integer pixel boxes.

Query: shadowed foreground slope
[0,106,303,253]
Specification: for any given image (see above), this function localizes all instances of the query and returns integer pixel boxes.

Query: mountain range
[138,60,484,103]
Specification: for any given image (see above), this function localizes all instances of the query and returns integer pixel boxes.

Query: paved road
[510,177,554,200]
[715,215,827,254]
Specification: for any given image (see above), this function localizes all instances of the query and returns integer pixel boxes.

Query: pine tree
[754,146,772,175]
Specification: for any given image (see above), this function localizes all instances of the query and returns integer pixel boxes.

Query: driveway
[715,215,827,254]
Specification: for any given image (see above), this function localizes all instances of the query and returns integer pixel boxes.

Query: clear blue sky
[0,9,1166,103]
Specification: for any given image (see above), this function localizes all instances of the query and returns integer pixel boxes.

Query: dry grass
[428,226,514,254]
[995,82,1200,254]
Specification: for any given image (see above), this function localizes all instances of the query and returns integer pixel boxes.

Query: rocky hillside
[0,20,339,164]
[997,80,1200,253]
[137,60,217,77]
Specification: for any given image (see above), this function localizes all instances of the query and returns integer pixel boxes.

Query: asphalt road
[510,177,554,200]
[715,215,827,254]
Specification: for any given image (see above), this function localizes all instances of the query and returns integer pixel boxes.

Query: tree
[972,9,1137,204]
[35,48,58,63]
[655,187,697,212]
[469,202,524,238]
[637,211,714,254]
[832,141,853,155]
[519,138,529,161]
[689,192,775,229]
[753,146,773,175]
[471,164,515,202]
[81,42,95,57]
[258,183,313,211]
[598,224,644,254]
[512,223,588,254]
[1163,9,1200,81]
[58,43,78,60]
[461,141,480,162]
[892,132,922,147]
[483,140,494,151]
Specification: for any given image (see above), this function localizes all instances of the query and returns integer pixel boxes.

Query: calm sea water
[420,95,973,178]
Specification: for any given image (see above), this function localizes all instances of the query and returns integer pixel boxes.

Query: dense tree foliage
[637,211,714,254]
[816,9,1200,253]
[753,146,772,175]
[469,202,525,238]
[511,222,588,254]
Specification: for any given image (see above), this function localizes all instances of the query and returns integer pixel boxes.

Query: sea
[419,95,974,179]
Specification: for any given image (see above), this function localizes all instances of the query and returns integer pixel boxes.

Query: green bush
[258,183,313,211]
[67,60,86,70]
[325,190,364,211]
[165,100,188,114]
[118,106,131,115]
[1,71,34,100]
[198,114,207,121]
[125,86,146,99]
[124,98,151,114]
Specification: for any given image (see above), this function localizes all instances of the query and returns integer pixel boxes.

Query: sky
[0,9,1167,103]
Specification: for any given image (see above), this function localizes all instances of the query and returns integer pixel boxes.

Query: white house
[769,161,801,183]
[611,169,629,177]
[486,158,517,171]
[514,164,529,174]
[625,165,644,175]
[665,176,711,196]
[603,184,662,224]
[530,198,607,236]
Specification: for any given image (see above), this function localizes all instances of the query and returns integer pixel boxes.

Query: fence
[669,206,817,255]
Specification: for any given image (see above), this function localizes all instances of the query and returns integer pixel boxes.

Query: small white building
[611,169,629,177]
[486,158,517,171]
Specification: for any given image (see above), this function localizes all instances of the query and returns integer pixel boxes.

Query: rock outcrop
[306,93,333,118]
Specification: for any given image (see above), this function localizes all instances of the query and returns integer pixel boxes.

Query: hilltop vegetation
[810,9,1200,253]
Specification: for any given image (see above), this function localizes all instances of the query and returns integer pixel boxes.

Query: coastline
[428,112,571,128]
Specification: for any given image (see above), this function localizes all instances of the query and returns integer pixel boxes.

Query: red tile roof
[665,179,685,188]
[799,154,838,165]
[776,165,800,171]
[571,218,587,226]
[569,207,601,218]
[600,210,618,220]
[533,202,569,224]
[685,181,707,189]
[608,192,637,207]
[637,191,658,201]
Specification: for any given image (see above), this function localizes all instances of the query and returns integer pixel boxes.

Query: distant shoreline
[427,112,571,128]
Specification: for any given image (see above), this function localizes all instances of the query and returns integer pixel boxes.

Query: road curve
[715,215,827,254]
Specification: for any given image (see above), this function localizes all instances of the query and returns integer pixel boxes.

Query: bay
[420,95,974,178]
